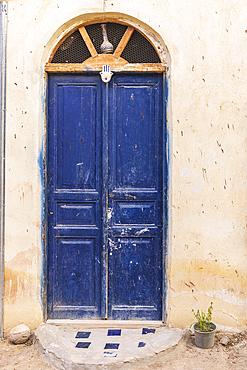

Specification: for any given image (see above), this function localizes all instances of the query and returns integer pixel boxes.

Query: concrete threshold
[46,319,163,329]
[34,323,185,370]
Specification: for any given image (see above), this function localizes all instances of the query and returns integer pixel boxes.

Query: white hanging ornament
[100,65,113,83]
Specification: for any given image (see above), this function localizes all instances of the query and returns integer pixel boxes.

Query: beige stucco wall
[3,0,247,334]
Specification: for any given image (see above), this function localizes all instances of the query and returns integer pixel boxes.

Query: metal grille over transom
[121,30,160,63]
[52,30,91,63]
[51,22,161,64]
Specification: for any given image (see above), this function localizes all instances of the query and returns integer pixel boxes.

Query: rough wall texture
[3,0,247,333]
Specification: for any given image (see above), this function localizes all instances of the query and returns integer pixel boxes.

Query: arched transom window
[46,22,167,73]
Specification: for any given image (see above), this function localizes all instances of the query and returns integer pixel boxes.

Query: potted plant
[190,302,216,349]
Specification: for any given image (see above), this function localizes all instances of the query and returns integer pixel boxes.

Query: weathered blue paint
[39,87,48,320]
[47,73,165,320]
[101,81,109,319]
[107,74,163,319]
[47,74,102,319]
[38,136,46,319]
[162,72,169,323]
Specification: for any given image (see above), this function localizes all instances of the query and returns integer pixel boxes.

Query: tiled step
[34,323,184,370]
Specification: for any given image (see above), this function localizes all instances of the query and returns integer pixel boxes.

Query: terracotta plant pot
[193,323,216,349]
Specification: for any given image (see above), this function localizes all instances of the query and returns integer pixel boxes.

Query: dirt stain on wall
[3,247,43,334]
[4,247,41,303]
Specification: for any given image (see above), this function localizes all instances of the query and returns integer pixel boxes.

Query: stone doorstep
[46,319,164,329]
[34,323,185,370]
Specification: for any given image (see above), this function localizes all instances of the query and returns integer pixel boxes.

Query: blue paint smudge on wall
[38,93,46,319]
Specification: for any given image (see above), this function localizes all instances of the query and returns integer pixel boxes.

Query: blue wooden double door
[47,73,164,320]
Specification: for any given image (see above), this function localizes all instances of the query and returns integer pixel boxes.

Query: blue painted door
[47,73,164,320]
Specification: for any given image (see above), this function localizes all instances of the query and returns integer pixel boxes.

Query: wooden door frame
[42,17,170,323]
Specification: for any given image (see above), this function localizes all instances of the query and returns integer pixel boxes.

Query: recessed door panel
[110,237,155,305]
[114,84,156,189]
[56,238,97,307]
[57,84,97,189]
[115,201,156,225]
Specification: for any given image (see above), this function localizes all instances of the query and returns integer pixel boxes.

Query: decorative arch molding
[43,13,171,323]
[45,15,169,73]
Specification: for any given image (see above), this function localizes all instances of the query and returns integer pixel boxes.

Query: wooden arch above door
[45,21,167,73]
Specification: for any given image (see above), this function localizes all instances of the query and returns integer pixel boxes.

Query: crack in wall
[216,309,239,325]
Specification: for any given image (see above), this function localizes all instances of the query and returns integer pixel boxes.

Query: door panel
[56,238,97,307]
[47,73,163,320]
[57,84,98,189]
[108,75,163,319]
[113,83,156,189]
[110,237,156,304]
[47,74,102,319]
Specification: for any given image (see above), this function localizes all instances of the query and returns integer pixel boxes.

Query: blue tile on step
[75,342,91,348]
[107,329,121,336]
[103,352,118,357]
[75,331,91,339]
[104,343,120,350]
[138,342,146,348]
[142,328,156,335]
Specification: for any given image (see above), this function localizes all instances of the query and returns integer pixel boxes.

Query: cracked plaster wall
[3,0,247,333]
